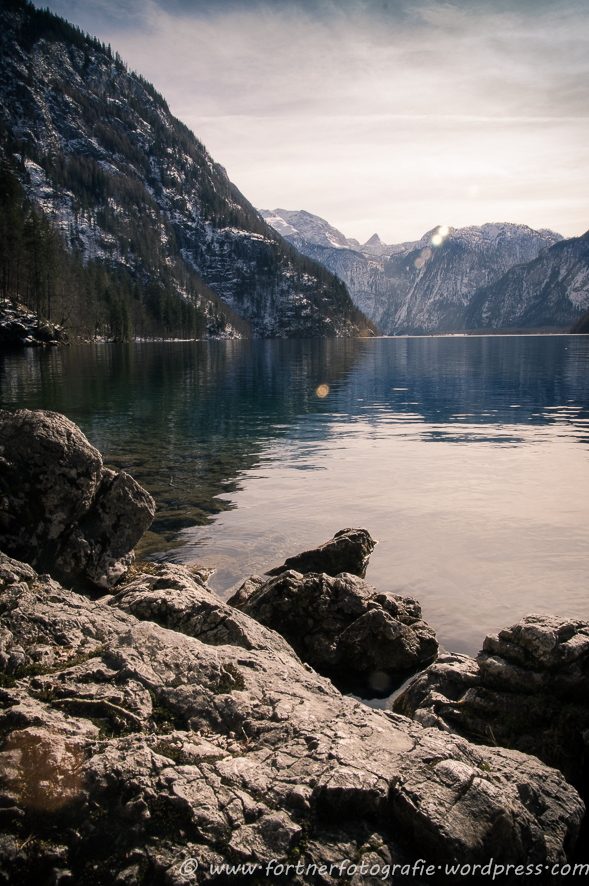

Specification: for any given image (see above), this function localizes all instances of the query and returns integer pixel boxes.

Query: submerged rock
[0,409,155,588]
[0,552,583,884]
[230,569,438,691]
[265,527,376,578]
[394,614,589,790]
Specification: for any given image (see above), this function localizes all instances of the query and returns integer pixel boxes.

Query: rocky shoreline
[0,409,587,884]
[0,303,69,348]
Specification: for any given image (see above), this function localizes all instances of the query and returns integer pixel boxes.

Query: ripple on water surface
[2,335,589,659]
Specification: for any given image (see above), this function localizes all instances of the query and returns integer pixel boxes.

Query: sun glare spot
[316,384,330,398]
[438,226,449,237]
[431,234,443,246]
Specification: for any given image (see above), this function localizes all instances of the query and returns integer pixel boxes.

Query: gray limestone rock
[106,562,300,660]
[394,614,589,789]
[0,409,155,588]
[265,527,376,578]
[0,553,583,884]
[230,569,439,689]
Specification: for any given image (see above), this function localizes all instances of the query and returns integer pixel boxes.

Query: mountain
[262,209,565,334]
[261,209,354,251]
[465,231,589,330]
[0,0,376,341]
[571,307,589,334]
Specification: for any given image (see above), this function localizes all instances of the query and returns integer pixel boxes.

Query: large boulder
[0,552,583,884]
[265,527,376,578]
[229,569,438,693]
[394,614,589,799]
[0,409,155,588]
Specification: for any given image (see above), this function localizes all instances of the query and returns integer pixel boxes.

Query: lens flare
[431,234,443,246]
[421,247,432,260]
[414,257,425,269]
[438,225,449,237]
[316,384,329,398]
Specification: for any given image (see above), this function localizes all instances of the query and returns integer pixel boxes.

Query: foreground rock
[0,410,155,588]
[394,614,589,792]
[0,552,583,885]
[107,561,299,661]
[265,528,376,578]
[230,569,437,693]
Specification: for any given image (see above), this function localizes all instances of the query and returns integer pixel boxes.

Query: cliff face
[0,1,375,339]
[465,231,589,330]
[263,210,566,334]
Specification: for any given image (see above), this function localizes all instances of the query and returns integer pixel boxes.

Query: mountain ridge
[261,209,584,334]
[0,0,376,340]
[465,230,589,330]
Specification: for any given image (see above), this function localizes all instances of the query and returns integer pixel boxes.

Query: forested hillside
[0,153,239,340]
[0,0,376,340]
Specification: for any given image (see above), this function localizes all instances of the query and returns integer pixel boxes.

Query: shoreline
[0,408,587,882]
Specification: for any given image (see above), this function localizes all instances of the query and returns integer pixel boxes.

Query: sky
[37,0,589,244]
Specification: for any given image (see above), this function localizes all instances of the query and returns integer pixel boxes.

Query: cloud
[40,0,589,241]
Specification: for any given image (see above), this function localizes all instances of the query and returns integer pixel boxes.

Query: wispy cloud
[41,0,589,241]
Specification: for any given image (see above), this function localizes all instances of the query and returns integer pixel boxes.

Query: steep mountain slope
[465,231,589,330]
[263,209,563,334]
[0,0,375,339]
[571,308,589,334]
[261,209,354,251]
[381,224,564,334]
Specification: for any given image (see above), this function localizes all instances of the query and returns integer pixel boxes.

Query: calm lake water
[2,336,589,658]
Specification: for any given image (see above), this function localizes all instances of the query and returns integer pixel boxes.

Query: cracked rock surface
[107,562,299,660]
[394,614,589,796]
[0,553,583,884]
[229,569,438,689]
[0,409,155,588]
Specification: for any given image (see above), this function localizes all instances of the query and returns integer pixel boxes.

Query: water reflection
[1,338,370,553]
[2,335,589,655]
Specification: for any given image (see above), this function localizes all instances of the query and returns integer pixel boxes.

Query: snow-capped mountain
[262,209,568,333]
[0,1,375,340]
[259,209,413,257]
[261,209,353,251]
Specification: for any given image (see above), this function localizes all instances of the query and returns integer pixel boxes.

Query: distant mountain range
[0,0,375,340]
[2,0,585,342]
[262,210,589,334]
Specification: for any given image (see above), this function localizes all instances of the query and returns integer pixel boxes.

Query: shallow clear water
[2,335,589,657]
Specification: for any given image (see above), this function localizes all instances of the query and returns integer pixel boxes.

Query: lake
[2,335,588,659]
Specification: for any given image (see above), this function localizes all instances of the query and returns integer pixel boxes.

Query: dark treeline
[0,153,218,341]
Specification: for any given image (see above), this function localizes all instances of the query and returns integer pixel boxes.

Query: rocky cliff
[0,0,375,340]
[262,210,567,334]
[465,231,589,330]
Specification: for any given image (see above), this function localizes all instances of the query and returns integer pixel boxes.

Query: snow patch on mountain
[262,209,566,333]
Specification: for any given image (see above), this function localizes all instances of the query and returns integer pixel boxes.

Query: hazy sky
[38,0,589,243]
